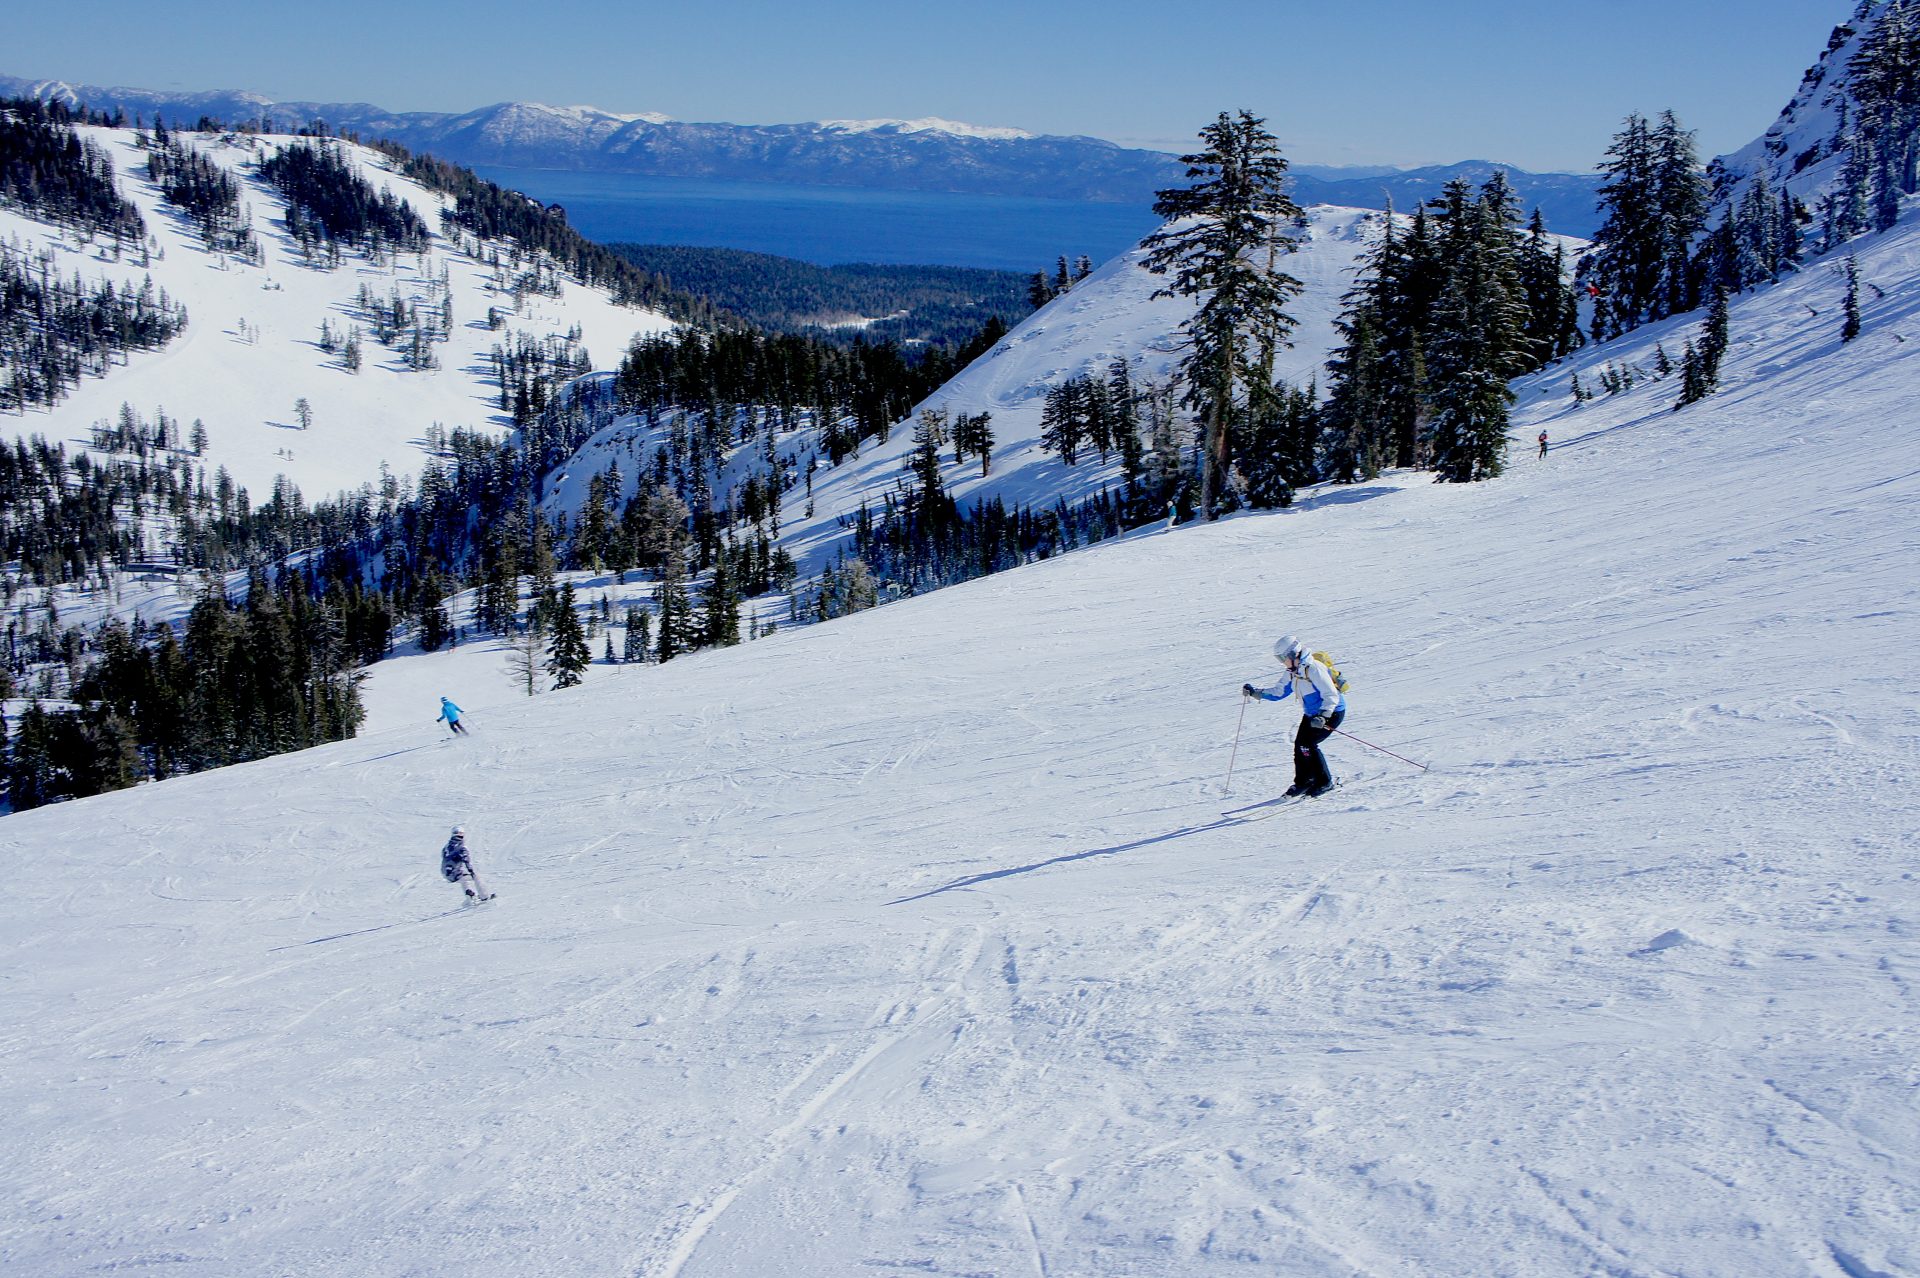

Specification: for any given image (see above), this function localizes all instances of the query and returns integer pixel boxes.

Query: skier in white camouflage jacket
[440,826,493,902]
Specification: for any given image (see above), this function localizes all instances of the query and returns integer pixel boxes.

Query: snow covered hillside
[0,127,674,499]
[539,204,1390,574]
[3,205,1917,1276]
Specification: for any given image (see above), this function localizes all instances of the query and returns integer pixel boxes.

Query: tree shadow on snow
[1294,485,1397,512]
[887,815,1245,904]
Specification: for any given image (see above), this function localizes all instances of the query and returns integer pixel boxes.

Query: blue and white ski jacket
[1249,653,1345,718]
[438,699,462,723]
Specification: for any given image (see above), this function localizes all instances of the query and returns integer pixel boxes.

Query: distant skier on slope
[1538,430,1549,458]
[1242,635,1347,797]
[441,826,494,902]
[437,696,468,736]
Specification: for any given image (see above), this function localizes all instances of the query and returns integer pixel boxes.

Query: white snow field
[5,194,1919,1275]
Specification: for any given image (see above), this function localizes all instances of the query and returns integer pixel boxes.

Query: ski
[1223,781,1342,821]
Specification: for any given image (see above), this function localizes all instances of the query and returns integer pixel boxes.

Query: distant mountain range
[1,74,1606,235]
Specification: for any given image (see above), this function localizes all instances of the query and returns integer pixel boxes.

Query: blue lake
[471,166,1161,272]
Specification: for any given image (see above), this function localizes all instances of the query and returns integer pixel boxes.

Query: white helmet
[451,825,466,837]
[1274,635,1302,663]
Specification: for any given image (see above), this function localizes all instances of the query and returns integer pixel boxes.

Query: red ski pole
[1332,727,1429,772]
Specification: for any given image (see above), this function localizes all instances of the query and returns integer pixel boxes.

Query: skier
[437,696,468,736]
[1242,635,1347,797]
[1538,430,1549,458]
[1164,499,1178,533]
[441,826,494,902]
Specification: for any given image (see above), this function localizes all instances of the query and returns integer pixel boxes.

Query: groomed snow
[2,205,1916,1275]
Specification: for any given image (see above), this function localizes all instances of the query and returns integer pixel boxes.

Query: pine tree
[909,408,947,500]
[1649,111,1707,315]
[507,618,544,695]
[1589,113,1658,337]
[545,583,590,688]
[1842,255,1863,342]
[1142,110,1304,519]
[623,604,651,662]
[702,548,741,648]
[6,702,58,811]
[416,568,452,652]
[1040,381,1083,465]
[953,411,995,477]
[1517,209,1573,367]
[1425,180,1531,482]
[1850,0,1920,231]
[1701,288,1731,386]
[655,554,689,662]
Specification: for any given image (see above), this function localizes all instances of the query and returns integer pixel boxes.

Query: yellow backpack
[1312,650,1351,693]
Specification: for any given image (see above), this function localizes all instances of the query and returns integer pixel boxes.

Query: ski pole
[1332,727,1429,772]
[1224,693,1250,792]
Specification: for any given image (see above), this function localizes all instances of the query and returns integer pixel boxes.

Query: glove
[1242,684,1257,698]
[1309,714,1329,730]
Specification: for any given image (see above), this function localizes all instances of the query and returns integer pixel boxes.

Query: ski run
[3,174,1918,1273]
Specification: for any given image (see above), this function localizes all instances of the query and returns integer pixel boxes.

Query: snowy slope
[2,206,1916,1276]
[0,127,675,499]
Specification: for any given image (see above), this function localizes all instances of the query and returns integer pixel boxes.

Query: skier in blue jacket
[1242,635,1346,797]
[437,696,467,736]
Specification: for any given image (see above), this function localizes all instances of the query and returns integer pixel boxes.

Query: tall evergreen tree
[545,583,590,688]
[623,604,651,663]
[1649,111,1707,315]
[655,554,690,663]
[1142,110,1304,518]
[1842,256,1863,342]
[702,546,741,648]
[1426,181,1531,482]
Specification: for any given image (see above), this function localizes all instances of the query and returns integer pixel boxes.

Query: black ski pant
[1294,707,1345,791]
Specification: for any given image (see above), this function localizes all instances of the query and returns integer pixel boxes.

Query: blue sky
[8,0,1849,170]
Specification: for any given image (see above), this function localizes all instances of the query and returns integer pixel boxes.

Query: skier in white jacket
[1242,635,1347,797]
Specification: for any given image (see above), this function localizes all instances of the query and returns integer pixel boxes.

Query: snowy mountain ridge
[0,75,1180,204]
[2,74,1608,226]
[1705,0,1892,216]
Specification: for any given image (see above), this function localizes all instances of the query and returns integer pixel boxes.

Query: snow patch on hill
[0,127,675,499]
[816,117,1038,141]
